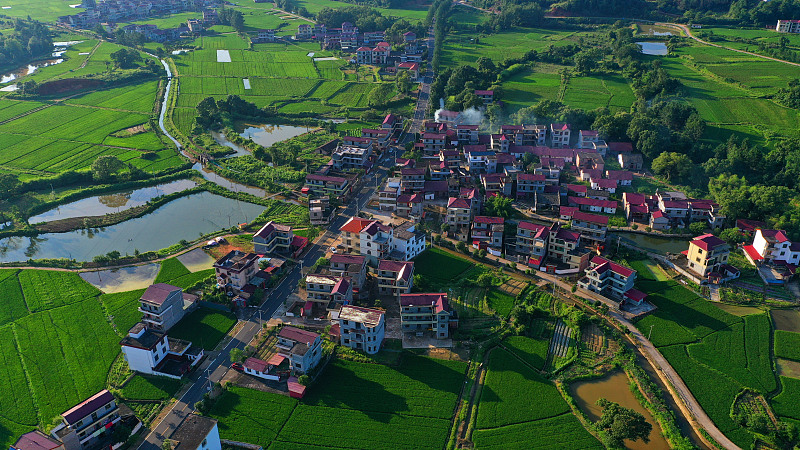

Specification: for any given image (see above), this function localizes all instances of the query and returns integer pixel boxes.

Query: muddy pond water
[28,179,198,224]
[637,42,669,56]
[570,371,670,450]
[80,263,160,293]
[0,192,264,262]
[611,232,688,254]
[238,123,309,147]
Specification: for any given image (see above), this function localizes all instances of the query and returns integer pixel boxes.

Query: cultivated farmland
[774,330,800,361]
[168,308,237,350]
[100,289,146,334]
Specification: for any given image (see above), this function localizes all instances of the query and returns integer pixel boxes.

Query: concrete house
[547,224,592,271]
[277,327,323,374]
[744,229,800,267]
[48,390,119,450]
[253,221,294,255]
[120,323,203,378]
[446,197,472,228]
[329,254,368,291]
[377,260,414,297]
[400,167,427,192]
[560,208,608,246]
[395,193,423,218]
[138,283,196,332]
[391,221,426,260]
[568,196,618,214]
[606,170,633,186]
[399,293,456,339]
[516,173,546,199]
[303,174,352,198]
[214,250,259,293]
[471,216,504,249]
[578,130,599,149]
[338,305,385,354]
[305,274,352,311]
[339,217,373,254]
[685,233,730,278]
[578,256,646,306]
[169,415,221,450]
[550,123,571,148]
[474,89,494,103]
[516,221,550,267]
[13,432,65,450]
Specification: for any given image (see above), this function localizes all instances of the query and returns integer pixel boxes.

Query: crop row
[100,288,146,334]
[66,81,159,113]
[209,385,298,446]
[276,404,452,450]
[476,348,570,428]
[774,330,800,361]
[15,299,120,424]
[503,335,549,370]
[0,270,28,328]
[18,269,100,313]
[0,325,38,426]
[303,355,466,419]
[154,258,190,284]
[178,61,318,78]
[472,413,603,449]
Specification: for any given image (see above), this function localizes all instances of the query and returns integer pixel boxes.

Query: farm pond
[612,232,688,254]
[237,123,310,147]
[28,179,198,224]
[570,371,670,450]
[637,42,669,55]
[0,191,264,262]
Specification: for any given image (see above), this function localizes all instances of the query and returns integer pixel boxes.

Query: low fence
[221,440,263,450]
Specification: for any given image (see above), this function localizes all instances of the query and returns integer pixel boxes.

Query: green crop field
[472,413,604,449]
[413,248,473,284]
[503,335,549,370]
[0,325,38,432]
[17,270,100,312]
[772,376,800,421]
[0,270,28,327]
[211,354,465,450]
[304,355,467,419]
[100,289,146,334]
[635,273,781,448]
[155,258,191,284]
[120,375,183,401]
[775,330,800,362]
[168,307,236,350]
[476,348,570,428]
[164,269,215,290]
[0,0,82,22]
[65,81,160,113]
[486,289,516,317]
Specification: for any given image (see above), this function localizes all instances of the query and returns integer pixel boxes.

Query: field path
[78,40,102,70]
[663,22,800,68]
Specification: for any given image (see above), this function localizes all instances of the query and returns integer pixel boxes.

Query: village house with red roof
[578,256,646,306]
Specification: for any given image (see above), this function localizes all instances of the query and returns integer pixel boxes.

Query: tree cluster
[195,95,263,129]
[0,19,53,72]
[110,48,142,69]
[218,7,245,32]
[316,6,394,32]
[776,79,800,109]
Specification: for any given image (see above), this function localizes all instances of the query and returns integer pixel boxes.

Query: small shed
[287,377,307,399]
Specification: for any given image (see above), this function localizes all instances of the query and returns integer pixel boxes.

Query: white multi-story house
[277,326,323,374]
[578,130,599,149]
[391,221,426,260]
[776,20,800,33]
[578,256,646,305]
[305,274,352,311]
[329,254,368,292]
[686,233,731,278]
[49,390,120,450]
[560,208,608,246]
[253,221,294,255]
[550,123,571,148]
[516,173,546,199]
[376,260,414,297]
[138,283,196,332]
[338,305,385,354]
[744,229,800,266]
[446,197,472,227]
[471,216,504,249]
[379,177,401,211]
[332,144,373,171]
[119,323,203,378]
[516,221,550,267]
[399,293,456,339]
[169,414,222,450]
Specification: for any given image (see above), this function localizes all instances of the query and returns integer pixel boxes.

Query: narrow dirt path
[663,22,800,68]
[78,40,102,69]
[458,348,491,446]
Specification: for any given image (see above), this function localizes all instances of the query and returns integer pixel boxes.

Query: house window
[105,403,112,410]
[202,439,207,448]
[154,354,159,362]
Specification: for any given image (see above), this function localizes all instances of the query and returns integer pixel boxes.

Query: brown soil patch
[38,78,104,95]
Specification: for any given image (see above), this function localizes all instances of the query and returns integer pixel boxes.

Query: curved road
[663,22,800,67]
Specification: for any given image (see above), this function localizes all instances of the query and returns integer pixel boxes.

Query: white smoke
[459,107,483,126]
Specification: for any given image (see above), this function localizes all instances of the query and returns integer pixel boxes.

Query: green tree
[485,195,513,219]
[229,348,243,363]
[651,151,692,181]
[91,155,124,181]
[689,221,706,235]
[395,70,411,95]
[367,83,394,108]
[110,48,142,69]
[0,173,20,197]
[719,228,745,244]
[596,398,652,447]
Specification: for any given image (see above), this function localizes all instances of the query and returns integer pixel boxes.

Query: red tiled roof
[330,254,366,265]
[306,173,347,184]
[623,192,646,205]
[591,256,634,277]
[580,130,599,136]
[340,217,372,234]
[448,197,471,209]
[736,219,767,233]
[624,288,647,302]
[401,167,426,176]
[474,90,494,95]
[594,179,618,189]
[555,228,581,242]
[743,244,764,261]
[691,233,727,251]
[551,123,570,131]
[279,326,319,344]
[378,260,414,272]
[464,144,487,153]
[62,390,114,425]
[244,357,268,372]
[423,132,446,139]
[560,206,579,216]
[569,196,617,209]
[606,170,633,180]
[400,293,449,312]
[267,353,285,366]
[13,432,62,450]
[474,216,504,224]
[566,184,588,193]
[571,211,609,226]
[140,283,181,305]
[609,142,633,153]
[424,180,448,192]
[383,113,397,125]
[651,210,666,219]
[518,173,545,182]
[761,229,790,243]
